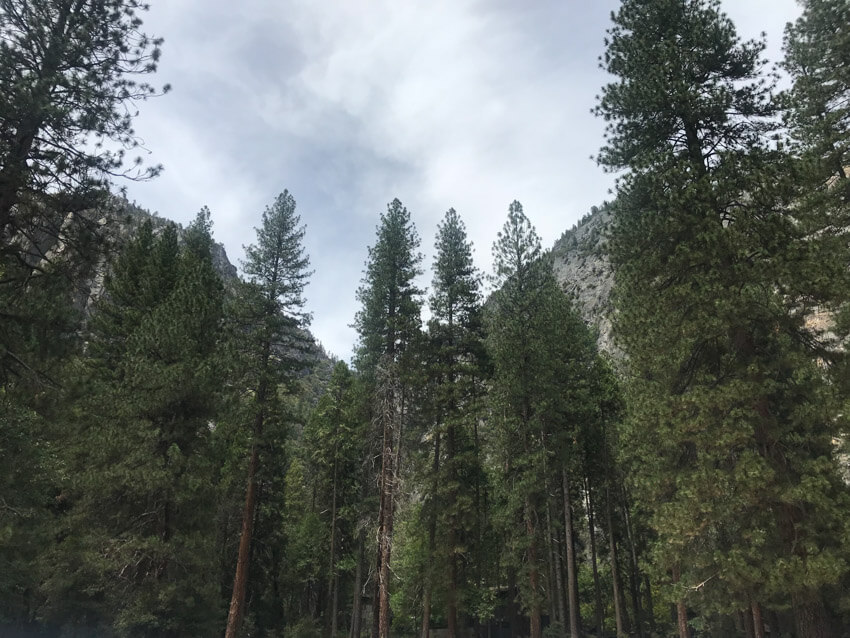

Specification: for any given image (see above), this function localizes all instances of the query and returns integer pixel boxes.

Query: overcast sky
[122,0,802,361]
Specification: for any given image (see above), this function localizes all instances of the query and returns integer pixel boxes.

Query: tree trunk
[751,600,765,638]
[421,431,440,638]
[547,501,567,637]
[350,532,365,638]
[507,568,521,638]
[671,565,689,638]
[377,378,403,638]
[743,608,755,638]
[605,486,626,638]
[526,497,542,638]
[643,573,656,635]
[446,423,458,638]
[377,430,395,638]
[447,547,458,638]
[585,480,603,636]
[621,492,644,638]
[327,457,339,637]
[792,589,833,638]
[225,443,260,638]
[561,470,580,638]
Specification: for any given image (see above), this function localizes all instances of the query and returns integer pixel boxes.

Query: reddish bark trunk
[225,444,259,638]
[752,600,765,638]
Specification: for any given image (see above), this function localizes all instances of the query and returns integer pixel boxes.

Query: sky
[122,0,802,361]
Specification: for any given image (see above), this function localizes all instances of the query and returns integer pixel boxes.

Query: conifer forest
[4,1,850,637]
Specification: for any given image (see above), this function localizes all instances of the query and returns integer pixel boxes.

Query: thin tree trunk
[644,573,656,635]
[327,456,339,637]
[377,427,395,638]
[547,500,567,637]
[225,443,260,638]
[585,479,603,636]
[526,497,542,638]
[561,470,580,638]
[421,431,440,638]
[752,600,765,638]
[447,544,458,638]
[605,485,626,638]
[507,568,520,638]
[544,501,559,628]
[743,608,755,638]
[446,423,458,638]
[621,491,644,638]
[350,532,365,638]
[371,456,386,638]
[671,565,689,638]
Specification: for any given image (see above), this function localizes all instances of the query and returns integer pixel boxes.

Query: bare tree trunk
[585,479,603,636]
[561,470,580,638]
[371,481,384,638]
[377,374,403,638]
[605,485,626,638]
[225,444,260,638]
[377,428,395,638]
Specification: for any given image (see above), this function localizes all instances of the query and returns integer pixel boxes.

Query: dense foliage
[3,1,850,638]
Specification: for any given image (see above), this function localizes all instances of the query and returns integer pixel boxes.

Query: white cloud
[123,0,802,361]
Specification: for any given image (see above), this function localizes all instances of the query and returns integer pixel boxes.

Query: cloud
[123,0,802,361]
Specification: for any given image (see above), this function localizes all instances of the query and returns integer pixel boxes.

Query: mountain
[550,204,616,356]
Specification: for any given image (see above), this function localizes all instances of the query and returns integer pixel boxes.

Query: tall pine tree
[596,1,850,635]
[353,198,423,638]
[224,190,312,638]
[45,210,224,637]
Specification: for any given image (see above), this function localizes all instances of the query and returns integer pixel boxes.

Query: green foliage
[784,0,850,179]
[597,0,850,627]
[353,197,423,376]
[40,210,225,636]
[0,0,167,238]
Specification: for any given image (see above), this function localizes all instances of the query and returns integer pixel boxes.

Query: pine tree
[353,198,423,638]
[302,360,368,637]
[783,0,850,183]
[596,1,850,635]
[224,190,312,638]
[486,201,554,638]
[420,208,487,638]
[0,0,166,249]
[45,210,224,637]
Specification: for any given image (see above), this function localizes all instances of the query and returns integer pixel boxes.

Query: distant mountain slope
[550,204,616,355]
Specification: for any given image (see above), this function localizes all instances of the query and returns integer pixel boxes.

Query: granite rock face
[550,204,617,357]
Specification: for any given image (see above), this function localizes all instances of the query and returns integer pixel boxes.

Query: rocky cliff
[550,204,617,356]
